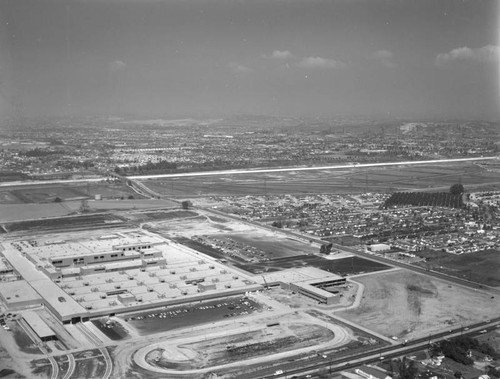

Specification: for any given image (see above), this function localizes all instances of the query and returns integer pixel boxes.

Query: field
[413,249,500,287]
[217,233,316,258]
[4,213,126,232]
[0,182,146,205]
[0,199,178,223]
[337,270,500,340]
[143,162,500,197]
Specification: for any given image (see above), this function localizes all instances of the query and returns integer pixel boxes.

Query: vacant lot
[4,213,126,232]
[0,182,147,205]
[413,249,500,287]
[221,233,316,258]
[337,270,500,340]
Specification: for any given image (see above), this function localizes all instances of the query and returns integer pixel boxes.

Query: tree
[395,357,419,379]
[181,201,190,210]
[450,183,465,196]
[454,371,463,379]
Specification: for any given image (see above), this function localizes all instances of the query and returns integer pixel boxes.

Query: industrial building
[262,267,347,305]
[0,231,262,323]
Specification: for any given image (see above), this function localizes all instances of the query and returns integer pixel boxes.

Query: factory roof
[0,280,41,304]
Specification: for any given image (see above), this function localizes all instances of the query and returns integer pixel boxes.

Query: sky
[0,0,498,120]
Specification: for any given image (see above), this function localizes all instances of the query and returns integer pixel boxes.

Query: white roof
[22,311,56,338]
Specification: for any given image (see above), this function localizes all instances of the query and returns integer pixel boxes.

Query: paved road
[100,347,113,379]
[257,320,500,379]
[62,354,75,379]
[128,156,498,180]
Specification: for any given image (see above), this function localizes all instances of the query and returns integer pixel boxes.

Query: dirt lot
[413,249,500,287]
[0,182,147,204]
[337,270,500,340]
[0,199,177,223]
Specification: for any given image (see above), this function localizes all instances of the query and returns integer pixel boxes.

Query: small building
[368,243,391,253]
[22,311,57,342]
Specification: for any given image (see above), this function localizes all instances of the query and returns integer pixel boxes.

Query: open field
[412,249,500,287]
[0,199,177,223]
[0,182,146,204]
[337,270,500,340]
[143,162,500,197]
[3,213,126,232]
[216,233,316,258]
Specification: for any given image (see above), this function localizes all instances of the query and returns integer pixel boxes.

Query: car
[274,370,283,376]
[479,329,487,334]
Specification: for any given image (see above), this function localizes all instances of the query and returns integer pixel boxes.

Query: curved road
[62,354,75,379]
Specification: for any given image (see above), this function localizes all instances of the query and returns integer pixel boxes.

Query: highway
[254,320,500,379]
[127,156,498,180]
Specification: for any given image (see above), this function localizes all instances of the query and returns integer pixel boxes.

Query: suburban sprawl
[0,115,499,379]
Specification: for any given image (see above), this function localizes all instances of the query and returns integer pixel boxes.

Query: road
[204,204,499,294]
[256,320,500,379]
[100,347,113,379]
[127,156,498,180]
[330,243,500,293]
[62,354,75,379]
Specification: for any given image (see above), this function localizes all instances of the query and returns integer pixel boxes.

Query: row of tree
[383,192,463,209]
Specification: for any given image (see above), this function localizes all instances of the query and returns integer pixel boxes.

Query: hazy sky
[0,0,498,120]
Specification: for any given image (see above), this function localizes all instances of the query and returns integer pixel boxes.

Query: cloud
[436,45,500,66]
[109,60,127,72]
[270,50,293,59]
[229,63,253,73]
[296,56,345,69]
[370,49,396,68]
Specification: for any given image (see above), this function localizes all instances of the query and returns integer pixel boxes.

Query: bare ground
[337,269,500,339]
